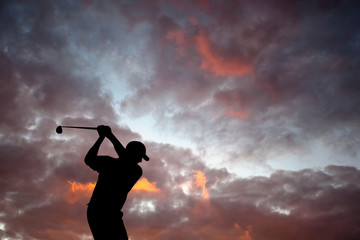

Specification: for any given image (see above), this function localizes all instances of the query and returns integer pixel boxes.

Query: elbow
[84,155,93,166]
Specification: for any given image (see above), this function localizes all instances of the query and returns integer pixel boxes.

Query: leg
[87,205,104,239]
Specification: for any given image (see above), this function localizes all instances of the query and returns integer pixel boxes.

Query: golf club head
[56,126,63,134]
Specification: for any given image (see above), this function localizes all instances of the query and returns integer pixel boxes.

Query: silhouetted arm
[106,131,126,158]
[84,134,105,169]
[84,125,126,171]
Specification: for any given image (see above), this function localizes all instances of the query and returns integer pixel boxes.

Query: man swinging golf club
[84,125,149,239]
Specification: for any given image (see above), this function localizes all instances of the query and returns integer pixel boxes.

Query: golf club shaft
[61,126,97,130]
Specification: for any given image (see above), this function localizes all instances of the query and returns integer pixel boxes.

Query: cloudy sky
[1,0,360,239]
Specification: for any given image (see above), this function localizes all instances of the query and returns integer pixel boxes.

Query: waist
[87,204,124,218]
[88,196,126,210]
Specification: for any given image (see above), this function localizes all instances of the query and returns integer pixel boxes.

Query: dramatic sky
[1,0,360,239]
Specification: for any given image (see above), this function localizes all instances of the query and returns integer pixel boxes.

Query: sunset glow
[67,178,160,194]
[193,170,209,200]
[195,31,253,77]
[1,1,360,239]
[68,181,95,193]
[133,178,161,193]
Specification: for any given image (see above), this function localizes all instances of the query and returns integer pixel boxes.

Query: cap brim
[143,154,149,161]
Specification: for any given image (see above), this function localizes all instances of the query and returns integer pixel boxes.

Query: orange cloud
[67,178,160,194]
[65,178,160,204]
[68,180,95,193]
[195,31,253,77]
[65,181,95,204]
[193,170,209,200]
[133,178,161,193]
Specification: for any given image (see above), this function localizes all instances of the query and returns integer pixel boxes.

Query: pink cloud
[195,31,253,77]
[224,109,250,119]
[196,0,210,10]
[1,1,360,240]
[166,29,187,55]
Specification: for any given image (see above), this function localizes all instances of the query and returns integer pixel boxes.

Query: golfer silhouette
[84,125,149,239]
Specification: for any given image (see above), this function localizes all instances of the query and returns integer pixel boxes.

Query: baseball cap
[126,141,149,161]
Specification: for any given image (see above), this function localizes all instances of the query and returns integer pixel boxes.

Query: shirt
[86,156,142,210]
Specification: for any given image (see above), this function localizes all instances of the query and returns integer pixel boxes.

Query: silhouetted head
[126,141,149,163]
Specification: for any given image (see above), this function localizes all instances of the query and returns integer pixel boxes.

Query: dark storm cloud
[196,166,358,239]
[2,133,360,240]
[124,161,360,240]
[1,0,360,239]
[119,0,360,163]
[0,1,143,239]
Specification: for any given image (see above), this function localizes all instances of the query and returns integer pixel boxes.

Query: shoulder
[86,156,117,172]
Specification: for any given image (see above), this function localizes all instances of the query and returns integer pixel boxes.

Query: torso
[89,159,142,210]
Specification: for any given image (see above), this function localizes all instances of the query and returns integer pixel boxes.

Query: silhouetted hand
[97,125,111,138]
[103,125,112,137]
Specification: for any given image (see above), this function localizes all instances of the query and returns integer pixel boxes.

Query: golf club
[56,125,97,134]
